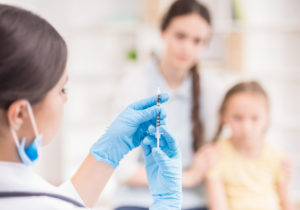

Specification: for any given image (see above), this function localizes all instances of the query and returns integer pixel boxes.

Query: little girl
[205,81,293,210]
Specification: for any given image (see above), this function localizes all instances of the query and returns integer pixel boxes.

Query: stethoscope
[0,191,85,208]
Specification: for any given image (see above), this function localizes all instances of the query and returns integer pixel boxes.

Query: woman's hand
[182,143,219,188]
[281,158,293,181]
[190,143,220,174]
[142,125,182,210]
[90,94,169,168]
[200,143,220,172]
[182,148,207,188]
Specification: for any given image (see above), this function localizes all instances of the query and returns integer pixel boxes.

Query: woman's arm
[71,153,114,207]
[182,144,219,188]
[182,168,205,188]
[206,177,228,210]
[277,181,293,210]
[277,157,294,210]
[182,152,207,188]
[205,144,227,210]
[276,155,294,210]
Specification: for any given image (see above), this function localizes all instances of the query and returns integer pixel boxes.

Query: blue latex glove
[90,94,169,168]
[142,125,182,210]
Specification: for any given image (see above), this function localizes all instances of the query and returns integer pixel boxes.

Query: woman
[0,4,181,210]
[114,0,223,210]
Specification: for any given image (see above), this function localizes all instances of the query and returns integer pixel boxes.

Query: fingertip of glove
[148,125,156,133]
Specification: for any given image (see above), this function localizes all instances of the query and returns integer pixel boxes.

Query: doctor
[0,4,182,210]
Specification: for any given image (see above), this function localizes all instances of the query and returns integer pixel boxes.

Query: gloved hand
[90,94,169,168]
[142,125,182,210]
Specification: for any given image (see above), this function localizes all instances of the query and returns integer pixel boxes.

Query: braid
[191,65,204,152]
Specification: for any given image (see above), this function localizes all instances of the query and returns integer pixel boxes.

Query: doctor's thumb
[137,106,167,123]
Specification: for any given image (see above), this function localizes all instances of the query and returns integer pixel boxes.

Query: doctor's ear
[6,100,29,131]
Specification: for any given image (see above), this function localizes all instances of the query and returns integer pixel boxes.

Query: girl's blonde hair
[212,81,269,142]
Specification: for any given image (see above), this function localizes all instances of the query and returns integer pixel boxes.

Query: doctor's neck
[159,57,191,90]
[0,111,22,162]
[0,140,21,163]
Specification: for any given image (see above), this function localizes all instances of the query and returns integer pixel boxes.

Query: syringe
[156,88,161,148]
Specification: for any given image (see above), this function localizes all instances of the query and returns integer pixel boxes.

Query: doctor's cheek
[41,99,65,145]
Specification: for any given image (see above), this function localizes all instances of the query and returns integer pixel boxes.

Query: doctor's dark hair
[212,81,269,142]
[0,4,67,109]
[161,0,211,152]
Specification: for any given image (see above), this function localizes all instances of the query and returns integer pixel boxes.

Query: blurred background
[1,0,299,209]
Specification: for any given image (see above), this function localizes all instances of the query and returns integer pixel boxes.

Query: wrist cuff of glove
[90,135,131,168]
[90,152,119,168]
[150,193,182,210]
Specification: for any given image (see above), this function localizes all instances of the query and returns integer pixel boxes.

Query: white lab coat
[0,161,88,210]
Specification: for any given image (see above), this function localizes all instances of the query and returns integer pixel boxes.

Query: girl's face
[161,13,211,71]
[222,92,269,146]
[31,70,68,145]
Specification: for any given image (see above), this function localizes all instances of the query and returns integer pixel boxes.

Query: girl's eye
[175,33,185,40]
[233,115,242,121]
[194,38,201,45]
